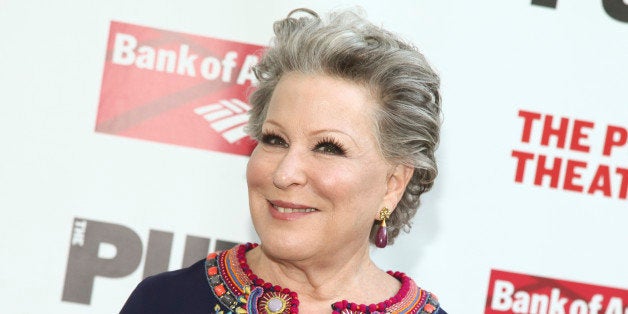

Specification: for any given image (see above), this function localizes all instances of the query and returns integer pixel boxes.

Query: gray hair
[246,8,441,246]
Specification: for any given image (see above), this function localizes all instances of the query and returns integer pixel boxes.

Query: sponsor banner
[95,21,264,156]
[511,109,628,201]
[61,217,239,305]
[486,269,628,314]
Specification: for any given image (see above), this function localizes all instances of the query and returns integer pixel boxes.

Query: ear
[381,164,414,215]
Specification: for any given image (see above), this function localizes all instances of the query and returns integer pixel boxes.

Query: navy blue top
[121,259,213,314]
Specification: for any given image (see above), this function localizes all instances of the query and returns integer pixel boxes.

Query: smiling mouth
[268,200,318,215]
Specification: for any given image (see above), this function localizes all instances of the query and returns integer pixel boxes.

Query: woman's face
[246,72,410,261]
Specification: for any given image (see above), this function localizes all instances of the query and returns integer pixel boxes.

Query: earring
[375,208,391,248]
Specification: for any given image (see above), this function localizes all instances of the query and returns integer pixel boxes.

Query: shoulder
[433,307,448,314]
[422,294,447,314]
[130,258,206,296]
[390,271,447,314]
[120,259,215,314]
[418,286,447,314]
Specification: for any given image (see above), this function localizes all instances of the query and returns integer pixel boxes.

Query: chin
[258,232,320,262]
[251,206,321,261]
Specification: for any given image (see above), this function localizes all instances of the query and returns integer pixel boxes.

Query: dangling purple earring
[375,208,391,248]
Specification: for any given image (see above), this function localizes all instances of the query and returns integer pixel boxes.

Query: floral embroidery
[205,244,440,314]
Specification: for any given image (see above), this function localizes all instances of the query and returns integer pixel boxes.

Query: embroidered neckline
[204,243,440,314]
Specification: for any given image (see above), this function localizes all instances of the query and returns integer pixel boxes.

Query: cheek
[246,148,270,190]
[316,164,387,207]
[246,150,275,226]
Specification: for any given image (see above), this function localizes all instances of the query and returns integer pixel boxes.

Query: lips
[268,200,318,219]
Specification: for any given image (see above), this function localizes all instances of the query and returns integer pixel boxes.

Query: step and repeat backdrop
[1,0,627,313]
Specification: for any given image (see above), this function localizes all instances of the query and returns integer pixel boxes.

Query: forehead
[265,72,379,131]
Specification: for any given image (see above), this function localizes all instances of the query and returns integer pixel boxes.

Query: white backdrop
[1,0,627,313]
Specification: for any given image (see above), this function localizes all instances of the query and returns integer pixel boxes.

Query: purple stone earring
[375,207,391,248]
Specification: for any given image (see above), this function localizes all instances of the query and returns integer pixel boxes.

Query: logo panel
[95,21,263,155]
[486,269,628,313]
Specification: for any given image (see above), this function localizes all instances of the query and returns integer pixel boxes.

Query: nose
[272,148,307,189]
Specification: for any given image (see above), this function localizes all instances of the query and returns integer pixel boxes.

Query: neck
[245,241,398,308]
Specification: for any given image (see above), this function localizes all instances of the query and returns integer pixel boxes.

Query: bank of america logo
[194,99,251,143]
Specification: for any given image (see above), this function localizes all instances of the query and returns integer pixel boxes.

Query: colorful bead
[214,284,226,297]
[424,303,436,313]
[266,297,285,312]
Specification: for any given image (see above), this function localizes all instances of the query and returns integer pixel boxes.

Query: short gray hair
[246,8,441,246]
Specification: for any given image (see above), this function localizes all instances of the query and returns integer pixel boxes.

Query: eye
[313,138,346,156]
[260,132,288,148]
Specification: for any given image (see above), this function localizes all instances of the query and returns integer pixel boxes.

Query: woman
[121,8,444,314]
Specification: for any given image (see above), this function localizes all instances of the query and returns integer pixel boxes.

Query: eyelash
[313,137,346,156]
[260,132,287,148]
[259,132,346,156]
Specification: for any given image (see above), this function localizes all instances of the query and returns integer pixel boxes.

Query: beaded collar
[204,243,440,314]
